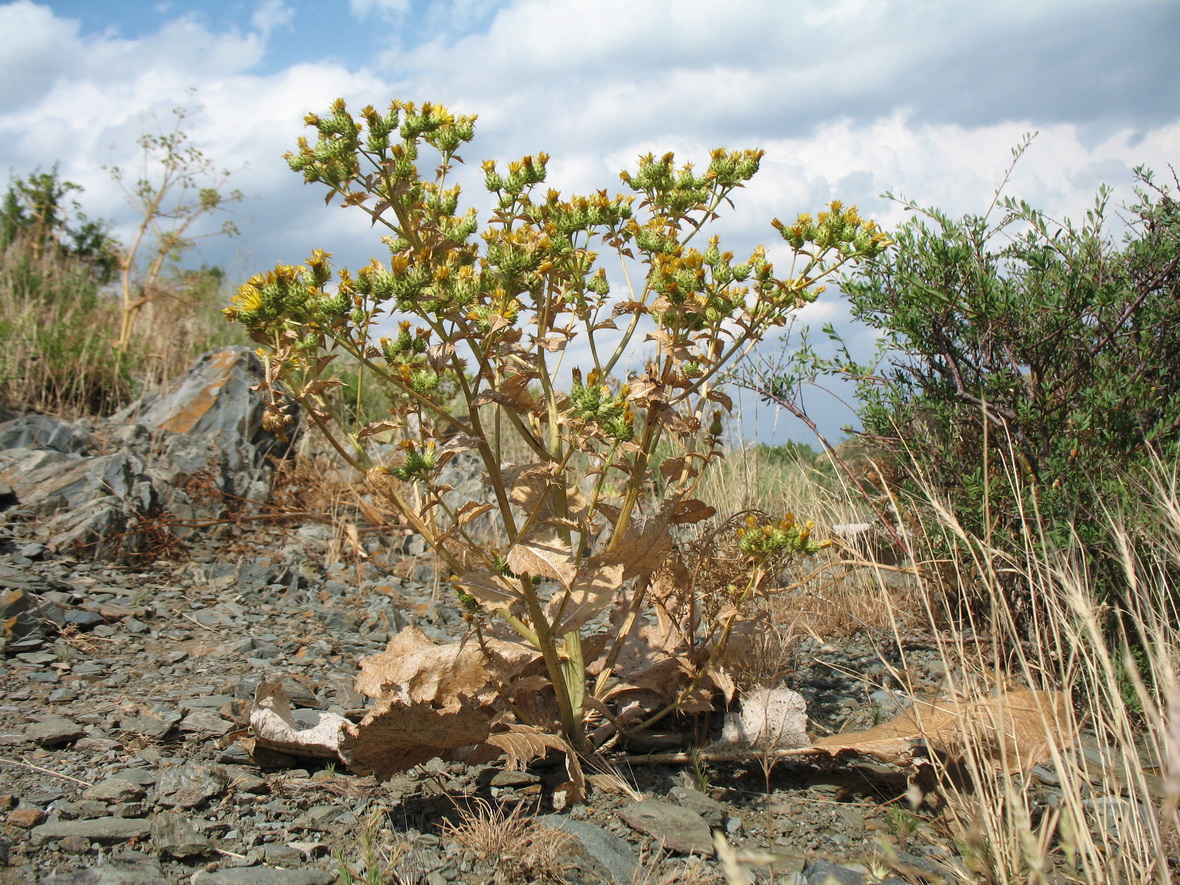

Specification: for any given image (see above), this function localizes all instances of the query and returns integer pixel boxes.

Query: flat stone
[179,709,231,736]
[83,778,147,804]
[31,816,152,846]
[191,869,336,885]
[26,717,86,746]
[151,811,214,858]
[7,806,47,828]
[40,852,168,884]
[620,799,714,855]
[670,785,727,827]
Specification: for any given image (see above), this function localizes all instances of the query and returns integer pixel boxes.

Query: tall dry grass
[749,439,1180,883]
[0,237,244,417]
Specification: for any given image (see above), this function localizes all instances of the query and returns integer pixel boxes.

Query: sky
[2,0,1178,443]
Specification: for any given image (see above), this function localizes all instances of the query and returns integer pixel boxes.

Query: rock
[716,685,810,750]
[83,778,147,804]
[129,347,293,457]
[537,815,638,884]
[31,816,153,846]
[0,415,97,455]
[156,762,227,809]
[669,786,727,827]
[190,869,336,885]
[803,859,873,885]
[179,709,232,736]
[151,811,214,858]
[25,716,87,746]
[620,799,714,855]
[40,852,168,884]
[7,806,47,828]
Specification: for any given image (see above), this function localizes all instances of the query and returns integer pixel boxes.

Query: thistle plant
[227,99,888,755]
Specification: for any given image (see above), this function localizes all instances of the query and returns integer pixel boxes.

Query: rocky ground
[0,349,1149,885]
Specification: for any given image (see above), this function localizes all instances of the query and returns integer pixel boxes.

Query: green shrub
[765,155,1180,625]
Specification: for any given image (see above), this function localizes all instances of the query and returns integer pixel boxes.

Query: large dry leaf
[507,532,577,589]
[503,462,592,524]
[354,625,537,705]
[249,679,356,760]
[808,689,1072,772]
[339,696,492,780]
[547,557,626,635]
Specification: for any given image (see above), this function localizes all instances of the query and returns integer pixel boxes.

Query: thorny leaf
[503,462,592,524]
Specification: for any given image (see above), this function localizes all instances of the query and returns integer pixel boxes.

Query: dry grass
[440,797,572,884]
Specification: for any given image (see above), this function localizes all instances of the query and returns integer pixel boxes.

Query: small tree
[108,96,243,351]
[0,165,120,280]
[228,99,888,758]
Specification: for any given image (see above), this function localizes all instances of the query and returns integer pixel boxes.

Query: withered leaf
[537,335,569,352]
[484,723,568,771]
[455,501,495,526]
[458,569,521,608]
[250,679,355,760]
[357,419,402,439]
[669,498,716,525]
[339,696,492,780]
[547,557,626,635]
[706,389,734,411]
[354,624,535,705]
[807,689,1072,772]
[507,533,576,589]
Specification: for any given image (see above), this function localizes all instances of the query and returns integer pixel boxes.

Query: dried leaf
[459,569,522,608]
[706,389,734,411]
[507,533,577,589]
[669,498,716,525]
[547,557,626,635]
[456,502,495,526]
[538,335,569,352]
[250,679,355,760]
[354,624,536,705]
[339,696,492,780]
[485,723,568,771]
[357,419,402,439]
[807,690,1072,772]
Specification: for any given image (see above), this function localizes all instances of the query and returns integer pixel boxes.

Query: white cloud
[0,0,1175,441]
[251,0,294,38]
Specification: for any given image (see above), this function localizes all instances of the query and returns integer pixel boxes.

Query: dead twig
[0,754,94,787]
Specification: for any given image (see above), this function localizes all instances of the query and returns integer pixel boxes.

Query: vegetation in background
[0,108,245,418]
[227,98,889,755]
[761,141,1180,626]
[107,94,243,351]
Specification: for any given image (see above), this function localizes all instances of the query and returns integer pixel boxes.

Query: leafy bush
[766,152,1180,624]
[227,98,888,754]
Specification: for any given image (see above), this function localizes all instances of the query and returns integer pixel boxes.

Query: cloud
[1,0,1175,440]
[251,0,295,38]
